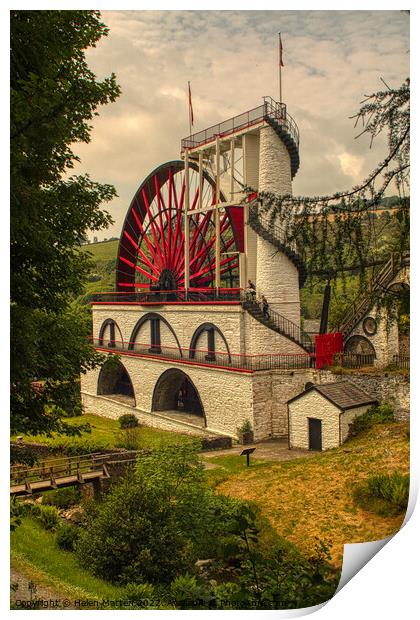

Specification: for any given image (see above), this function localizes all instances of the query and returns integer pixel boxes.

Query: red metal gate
[315,333,343,369]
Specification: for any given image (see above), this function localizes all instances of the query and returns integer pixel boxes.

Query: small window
[305,381,314,390]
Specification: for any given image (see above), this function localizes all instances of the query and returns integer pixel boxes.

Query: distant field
[83,239,118,262]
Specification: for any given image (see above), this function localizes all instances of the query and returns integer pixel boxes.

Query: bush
[116,428,141,450]
[118,414,139,429]
[56,523,80,551]
[43,487,81,508]
[169,574,210,609]
[76,442,249,585]
[348,402,395,437]
[122,583,157,608]
[354,471,409,516]
[38,505,59,530]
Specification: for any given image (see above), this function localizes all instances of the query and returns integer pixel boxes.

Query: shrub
[348,402,395,437]
[56,523,80,551]
[353,471,409,516]
[116,428,141,450]
[122,583,156,608]
[38,505,59,530]
[43,487,81,508]
[118,414,139,429]
[76,442,249,585]
[169,574,210,609]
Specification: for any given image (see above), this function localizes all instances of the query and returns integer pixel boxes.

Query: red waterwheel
[116,160,242,292]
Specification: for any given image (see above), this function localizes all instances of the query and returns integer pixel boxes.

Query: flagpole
[278,33,283,104]
[188,81,192,137]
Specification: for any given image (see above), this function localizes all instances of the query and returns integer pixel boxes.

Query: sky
[70,9,410,241]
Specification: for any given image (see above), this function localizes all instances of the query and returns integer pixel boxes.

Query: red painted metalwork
[315,333,343,369]
[116,161,242,291]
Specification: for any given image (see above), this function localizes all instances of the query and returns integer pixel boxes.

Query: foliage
[118,414,139,429]
[10,497,22,532]
[348,402,395,437]
[38,505,59,531]
[169,574,211,609]
[11,517,126,601]
[10,10,120,436]
[116,428,141,450]
[56,523,81,551]
[77,442,251,584]
[245,80,409,325]
[238,420,252,434]
[122,583,157,609]
[43,487,81,509]
[353,472,409,516]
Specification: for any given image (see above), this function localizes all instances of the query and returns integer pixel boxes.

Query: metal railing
[241,298,314,353]
[91,338,312,371]
[181,98,299,151]
[336,252,409,338]
[390,354,410,370]
[332,353,376,368]
[90,288,243,304]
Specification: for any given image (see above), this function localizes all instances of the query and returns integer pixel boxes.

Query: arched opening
[152,368,205,427]
[129,313,182,356]
[189,322,231,363]
[97,360,135,406]
[98,319,124,348]
[344,335,376,366]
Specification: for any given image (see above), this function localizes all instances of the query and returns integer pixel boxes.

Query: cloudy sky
[72,9,410,240]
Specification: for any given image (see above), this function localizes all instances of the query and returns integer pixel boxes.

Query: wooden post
[215,136,221,289]
[184,152,190,292]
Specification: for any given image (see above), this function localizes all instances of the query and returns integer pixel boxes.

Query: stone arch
[152,368,205,422]
[304,381,314,390]
[128,312,182,355]
[98,318,124,347]
[189,322,231,362]
[344,335,376,357]
[97,360,136,406]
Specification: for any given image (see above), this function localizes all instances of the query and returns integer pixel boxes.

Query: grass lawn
[12,413,193,453]
[209,422,410,568]
[11,517,125,604]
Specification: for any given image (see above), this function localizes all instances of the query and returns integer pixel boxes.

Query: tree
[10,10,121,436]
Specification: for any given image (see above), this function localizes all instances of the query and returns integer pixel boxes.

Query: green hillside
[78,239,119,303]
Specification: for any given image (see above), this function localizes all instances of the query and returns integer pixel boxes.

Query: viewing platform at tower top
[180,96,300,177]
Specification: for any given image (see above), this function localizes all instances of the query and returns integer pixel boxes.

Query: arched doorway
[344,335,376,366]
[97,360,136,406]
[152,369,205,427]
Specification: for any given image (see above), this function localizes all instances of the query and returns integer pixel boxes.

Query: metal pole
[279,33,283,104]
[184,152,190,292]
[198,151,203,211]
[215,136,221,289]
[230,139,235,201]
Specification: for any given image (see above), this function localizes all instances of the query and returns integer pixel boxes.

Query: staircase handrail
[336,252,409,336]
[241,297,314,353]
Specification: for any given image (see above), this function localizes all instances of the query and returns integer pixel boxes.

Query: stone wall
[322,371,409,421]
[92,303,306,359]
[81,356,254,439]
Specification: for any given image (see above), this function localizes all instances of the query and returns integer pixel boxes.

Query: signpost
[240,447,256,467]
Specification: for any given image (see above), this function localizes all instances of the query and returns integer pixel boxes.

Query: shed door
[308,418,322,451]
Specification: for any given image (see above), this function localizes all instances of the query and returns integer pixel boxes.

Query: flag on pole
[279,33,284,67]
[188,81,194,127]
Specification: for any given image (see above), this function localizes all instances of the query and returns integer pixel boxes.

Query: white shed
[287,382,377,451]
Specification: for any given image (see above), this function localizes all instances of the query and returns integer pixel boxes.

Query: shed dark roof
[287,381,378,411]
